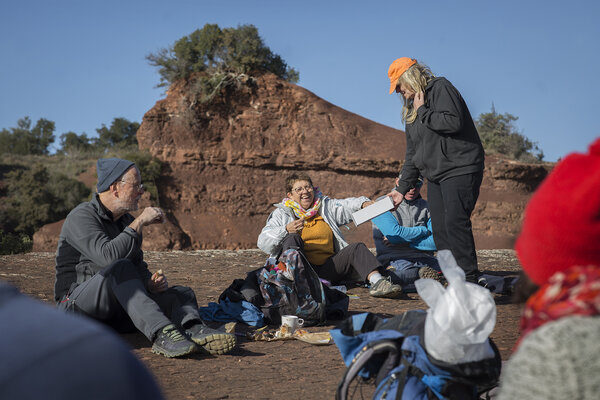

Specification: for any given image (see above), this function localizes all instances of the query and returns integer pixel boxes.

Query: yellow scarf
[282,188,323,219]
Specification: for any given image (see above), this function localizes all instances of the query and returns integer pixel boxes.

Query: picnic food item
[152,269,164,280]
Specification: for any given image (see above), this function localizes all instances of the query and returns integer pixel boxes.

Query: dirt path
[0,249,522,399]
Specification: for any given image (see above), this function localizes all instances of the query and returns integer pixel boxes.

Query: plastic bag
[414,250,496,364]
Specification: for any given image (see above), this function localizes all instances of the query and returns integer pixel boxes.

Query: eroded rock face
[135,72,551,250]
[33,73,551,252]
[136,73,407,250]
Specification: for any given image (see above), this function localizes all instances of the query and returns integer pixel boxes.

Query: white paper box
[351,196,394,226]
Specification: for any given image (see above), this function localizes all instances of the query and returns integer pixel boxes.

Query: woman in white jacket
[257,172,402,298]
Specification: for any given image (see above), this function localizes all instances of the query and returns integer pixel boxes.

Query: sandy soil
[0,249,522,400]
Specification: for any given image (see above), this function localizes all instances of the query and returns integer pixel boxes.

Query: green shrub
[0,117,55,155]
[0,231,32,255]
[57,132,98,156]
[1,163,91,236]
[147,24,299,103]
[476,106,544,163]
[96,118,140,150]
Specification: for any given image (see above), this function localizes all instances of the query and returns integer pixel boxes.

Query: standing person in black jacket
[386,58,491,288]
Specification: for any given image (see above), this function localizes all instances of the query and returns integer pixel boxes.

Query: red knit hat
[515,137,600,285]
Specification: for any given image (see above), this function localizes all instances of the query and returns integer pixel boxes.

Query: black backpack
[220,249,349,326]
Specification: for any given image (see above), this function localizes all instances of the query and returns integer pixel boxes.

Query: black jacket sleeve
[416,78,465,135]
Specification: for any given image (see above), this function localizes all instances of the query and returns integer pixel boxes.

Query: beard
[114,196,139,214]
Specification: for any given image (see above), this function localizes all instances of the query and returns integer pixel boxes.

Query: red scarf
[516,265,600,350]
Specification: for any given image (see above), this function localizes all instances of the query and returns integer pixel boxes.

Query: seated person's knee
[100,259,143,283]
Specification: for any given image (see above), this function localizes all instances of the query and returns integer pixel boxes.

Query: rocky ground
[0,249,522,400]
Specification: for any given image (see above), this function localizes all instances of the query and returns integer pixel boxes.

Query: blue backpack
[331,311,501,400]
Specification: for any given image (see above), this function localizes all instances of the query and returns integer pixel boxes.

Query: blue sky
[1,0,598,161]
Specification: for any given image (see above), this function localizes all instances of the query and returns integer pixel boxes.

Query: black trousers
[59,259,202,341]
[427,171,483,281]
[280,233,380,284]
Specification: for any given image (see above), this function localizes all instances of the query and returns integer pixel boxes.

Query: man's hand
[414,91,425,110]
[130,207,165,233]
[148,268,168,293]
[387,190,404,208]
[139,207,166,226]
[286,218,305,234]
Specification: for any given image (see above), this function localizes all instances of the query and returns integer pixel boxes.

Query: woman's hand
[361,200,374,209]
[286,218,305,234]
[414,91,425,110]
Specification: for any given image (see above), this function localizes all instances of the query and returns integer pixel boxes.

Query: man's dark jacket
[54,193,150,302]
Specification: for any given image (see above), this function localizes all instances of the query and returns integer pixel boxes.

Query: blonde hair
[395,62,435,124]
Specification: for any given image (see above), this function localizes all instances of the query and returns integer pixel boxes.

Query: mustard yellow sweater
[301,215,334,265]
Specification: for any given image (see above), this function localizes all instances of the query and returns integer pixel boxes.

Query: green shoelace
[162,324,186,341]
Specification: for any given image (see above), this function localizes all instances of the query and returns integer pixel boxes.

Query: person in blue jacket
[386,57,492,289]
[372,176,442,291]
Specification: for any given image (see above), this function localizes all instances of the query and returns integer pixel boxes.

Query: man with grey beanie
[55,157,236,358]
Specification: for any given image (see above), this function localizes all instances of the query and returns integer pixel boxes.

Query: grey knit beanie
[96,158,135,193]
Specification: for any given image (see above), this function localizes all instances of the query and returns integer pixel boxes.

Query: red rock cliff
[33,72,551,252]
[135,72,550,250]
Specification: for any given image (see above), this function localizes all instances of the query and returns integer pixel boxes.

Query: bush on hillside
[147,24,299,103]
[0,117,55,155]
[0,231,32,255]
[476,106,544,163]
[1,164,90,237]
[1,116,141,157]
[96,117,140,150]
[58,132,99,156]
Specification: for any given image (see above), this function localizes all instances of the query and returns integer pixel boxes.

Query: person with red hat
[385,58,490,288]
[497,138,600,399]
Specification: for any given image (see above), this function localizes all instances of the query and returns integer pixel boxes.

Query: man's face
[395,177,422,201]
[288,180,315,210]
[115,167,144,212]
[404,185,421,201]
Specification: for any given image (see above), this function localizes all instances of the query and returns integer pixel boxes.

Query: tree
[3,164,56,235]
[146,24,299,102]
[476,106,544,163]
[1,163,90,237]
[0,117,55,155]
[58,131,96,155]
[96,117,140,150]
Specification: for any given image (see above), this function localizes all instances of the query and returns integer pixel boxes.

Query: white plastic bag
[414,250,496,363]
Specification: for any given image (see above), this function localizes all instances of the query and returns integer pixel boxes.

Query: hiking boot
[186,323,237,355]
[369,277,403,299]
[152,324,197,358]
[418,266,445,284]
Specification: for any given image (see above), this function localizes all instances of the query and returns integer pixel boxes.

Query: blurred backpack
[331,311,501,400]
[220,248,349,326]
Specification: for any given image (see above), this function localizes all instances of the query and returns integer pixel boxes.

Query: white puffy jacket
[257,195,370,257]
